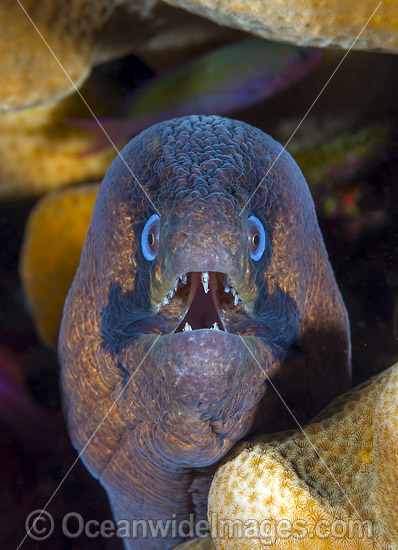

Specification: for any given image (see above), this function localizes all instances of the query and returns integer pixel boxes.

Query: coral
[209,363,398,549]
[20,184,99,349]
[1,0,240,111]
[165,0,398,53]
[0,97,113,198]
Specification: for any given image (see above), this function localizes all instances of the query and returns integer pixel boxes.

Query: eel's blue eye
[141,214,160,261]
[247,215,266,261]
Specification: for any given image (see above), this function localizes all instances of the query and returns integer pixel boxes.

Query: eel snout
[151,204,257,313]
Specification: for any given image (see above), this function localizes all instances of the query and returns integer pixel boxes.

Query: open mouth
[155,271,249,334]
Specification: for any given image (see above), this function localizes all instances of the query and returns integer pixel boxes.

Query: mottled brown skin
[59,115,350,549]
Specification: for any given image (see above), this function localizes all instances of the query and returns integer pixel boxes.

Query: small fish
[292,123,390,192]
[73,39,321,154]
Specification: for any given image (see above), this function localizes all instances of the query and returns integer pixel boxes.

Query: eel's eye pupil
[247,215,266,261]
[141,214,160,261]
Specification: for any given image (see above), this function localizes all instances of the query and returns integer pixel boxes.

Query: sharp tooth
[234,294,239,306]
[201,272,209,294]
[183,322,192,331]
[211,322,219,330]
[162,297,169,305]
[181,274,187,285]
[224,283,230,293]
[231,288,236,297]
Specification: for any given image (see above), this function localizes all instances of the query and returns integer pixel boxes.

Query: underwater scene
[1,2,398,550]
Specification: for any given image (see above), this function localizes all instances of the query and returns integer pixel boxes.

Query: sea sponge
[209,363,398,549]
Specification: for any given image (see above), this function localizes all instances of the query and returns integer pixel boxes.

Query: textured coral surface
[209,364,398,549]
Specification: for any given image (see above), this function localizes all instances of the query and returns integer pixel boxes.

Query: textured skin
[209,362,398,550]
[59,115,350,549]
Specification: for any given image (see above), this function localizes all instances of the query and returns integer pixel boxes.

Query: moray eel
[59,115,351,550]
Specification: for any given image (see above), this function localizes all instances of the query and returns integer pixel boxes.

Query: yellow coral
[20,184,99,349]
[209,364,398,550]
[0,96,114,198]
[2,0,242,112]
[168,0,398,53]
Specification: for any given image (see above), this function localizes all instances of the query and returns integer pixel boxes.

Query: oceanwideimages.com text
[26,510,375,542]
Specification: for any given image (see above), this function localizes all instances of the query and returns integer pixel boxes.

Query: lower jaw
[130,330,266,412]
[123,330,268,467]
